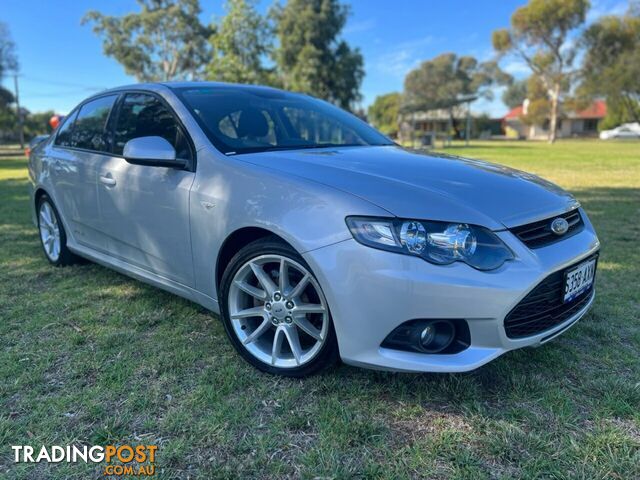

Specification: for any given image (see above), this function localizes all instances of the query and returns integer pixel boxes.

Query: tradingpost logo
[12,444,158,476]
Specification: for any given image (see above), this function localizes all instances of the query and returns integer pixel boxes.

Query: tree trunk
[548,83,560,144]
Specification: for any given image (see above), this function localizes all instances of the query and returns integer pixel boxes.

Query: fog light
[381,319,470,355]
[418,320,455,353]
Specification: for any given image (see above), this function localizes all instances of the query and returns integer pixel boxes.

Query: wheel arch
[34,187,48,207]
[215,226,292,292]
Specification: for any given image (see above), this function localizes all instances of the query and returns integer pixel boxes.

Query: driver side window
[113,93,192,161]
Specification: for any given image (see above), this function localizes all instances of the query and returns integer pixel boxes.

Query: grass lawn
[1,140,638,479]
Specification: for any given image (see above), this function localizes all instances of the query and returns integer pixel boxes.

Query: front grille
[511,209,584,248]
[504,256,597,339]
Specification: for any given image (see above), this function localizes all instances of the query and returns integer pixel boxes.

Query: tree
[368,92,400,137]
[0,22,18,80]
[271,0,364,110]
[502,79,528,109]
[0,22,20,144]
[403,53,509,136]
[83,0,212,82]
[578,6,640,125]
[520,75,555,127]
[207,0,275,85]
[492,0,589,143]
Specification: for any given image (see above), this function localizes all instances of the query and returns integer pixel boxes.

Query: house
[503,100,607,140]
[398,107,503,144]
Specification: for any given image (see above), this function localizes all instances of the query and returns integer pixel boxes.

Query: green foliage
[599,97,640,131]
[83,0,212,82]
[403,53,508,112]
[493,0,590,142]
[579,8,640,124]
[511,0,589,47]
[207,0,276,86]
[0,102,16,135]
[271,0,364,110]
[0,22,18,136]
[502,79,528,109]
[0,21,18,80]
[0,85,14,109]
[367,92,400,136]
[83,0,365,110]
[23,110,56,139]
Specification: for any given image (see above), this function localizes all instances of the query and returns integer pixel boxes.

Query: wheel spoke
[39,212,52,230]
[295,303,325,315]
[242,317,272,345]
[272,327,285,365]
[234,280,267,301]
[250,262,277,296]
[231,306,265,320]
[288,274,310,299]
[278,258,290,293]
[42,204,53,225]
[44,236,54,253]
[283,325,303,365]
[293,315,323,341]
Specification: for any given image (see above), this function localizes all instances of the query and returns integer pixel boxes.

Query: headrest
[237,108,269,138]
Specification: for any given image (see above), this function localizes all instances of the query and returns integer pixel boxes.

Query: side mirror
[123,136,186,169]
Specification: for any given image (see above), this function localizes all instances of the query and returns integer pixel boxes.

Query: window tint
[54,110,79,147]
[70,95,117,152]
[217,109,277,145]
[283,107,361,145]
[173,86,393,155]
[113,93,192,160]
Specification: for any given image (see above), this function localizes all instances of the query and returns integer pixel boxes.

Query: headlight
[346,216,514,271]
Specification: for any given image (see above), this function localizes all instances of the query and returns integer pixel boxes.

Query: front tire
[37,194,77,266]
[220,237,339,377]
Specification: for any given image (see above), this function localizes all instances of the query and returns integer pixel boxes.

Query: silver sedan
[28,82,600,376]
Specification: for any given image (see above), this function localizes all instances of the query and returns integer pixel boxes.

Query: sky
[0,0,629,116]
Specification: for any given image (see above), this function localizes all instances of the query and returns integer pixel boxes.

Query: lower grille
[504,256,597,339]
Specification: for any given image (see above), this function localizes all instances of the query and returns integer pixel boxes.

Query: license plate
[563,258,596,303]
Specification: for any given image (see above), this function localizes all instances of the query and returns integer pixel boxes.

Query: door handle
[99,174,116,187]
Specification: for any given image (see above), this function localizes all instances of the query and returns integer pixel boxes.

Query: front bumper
[302,208,600,373]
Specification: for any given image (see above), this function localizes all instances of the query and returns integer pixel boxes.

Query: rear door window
[70,95,118,152]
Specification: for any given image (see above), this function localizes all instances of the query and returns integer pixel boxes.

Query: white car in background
[599,122,640,139]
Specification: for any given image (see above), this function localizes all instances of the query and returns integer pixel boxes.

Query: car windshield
[172,86,394,155]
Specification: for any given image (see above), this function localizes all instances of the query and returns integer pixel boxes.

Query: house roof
[574,99,607,119]
[504,105,523,120]
[503,100,607,122]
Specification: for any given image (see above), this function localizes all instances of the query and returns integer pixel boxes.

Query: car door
[96,92,196,286]
[48,95,119,252]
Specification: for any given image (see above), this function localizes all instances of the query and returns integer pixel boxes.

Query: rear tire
[220,236,339,377]
[37,194,78,267]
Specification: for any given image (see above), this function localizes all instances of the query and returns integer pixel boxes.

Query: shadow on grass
[0,158,28,170]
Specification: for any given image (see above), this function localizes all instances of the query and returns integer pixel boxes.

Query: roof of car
[101,81,287,95]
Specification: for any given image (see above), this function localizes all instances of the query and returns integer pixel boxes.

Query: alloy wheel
[39,201,61,262]
[228,254,329,368]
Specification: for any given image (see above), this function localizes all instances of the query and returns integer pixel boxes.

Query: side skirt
[68,243,220,315]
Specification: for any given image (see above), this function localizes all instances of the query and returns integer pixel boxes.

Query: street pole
[13,74,24,149]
